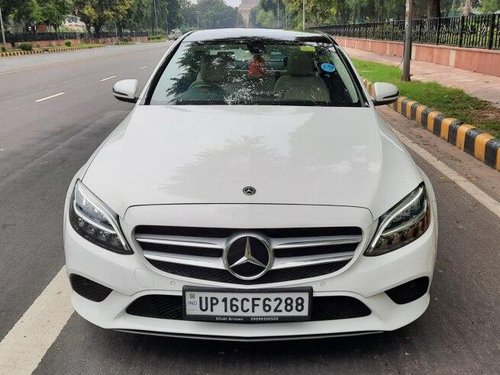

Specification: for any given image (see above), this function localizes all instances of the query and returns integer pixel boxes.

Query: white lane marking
[0,267,73,375]
[138,65,148,70]
[393,128,500,219]
[100,75,117,82]
[35,92,65,103]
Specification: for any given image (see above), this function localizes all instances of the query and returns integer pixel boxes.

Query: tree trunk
[463,0,472,16]
[94,24,102,38]
[427,0,440,18]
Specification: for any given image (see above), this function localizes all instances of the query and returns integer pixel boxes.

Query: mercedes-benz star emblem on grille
[223,234,273,280]
[242,186,256,196]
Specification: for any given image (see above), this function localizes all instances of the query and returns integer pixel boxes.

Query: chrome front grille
[134,226,362,284]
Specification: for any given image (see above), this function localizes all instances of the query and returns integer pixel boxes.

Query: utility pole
[402,0,413,81]
[0,7,7,50]
[302,0,305,30]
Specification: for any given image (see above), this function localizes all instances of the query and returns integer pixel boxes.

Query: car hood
[82,105,422,219]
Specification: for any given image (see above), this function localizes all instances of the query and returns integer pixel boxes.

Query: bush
[115,36,133,45]
[1,46,6,53]
[18,43,33,51]
[64,40,72,47]
[147,35,165,41]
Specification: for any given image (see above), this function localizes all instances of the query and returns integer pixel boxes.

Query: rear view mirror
[113,79,139,103]
[371,82,399,106]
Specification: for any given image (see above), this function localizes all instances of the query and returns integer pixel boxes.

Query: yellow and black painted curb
[363,79,500,172]
[0,44,104,58]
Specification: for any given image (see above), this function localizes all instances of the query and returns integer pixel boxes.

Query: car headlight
[69,180,132,254]
[366,184,431,256]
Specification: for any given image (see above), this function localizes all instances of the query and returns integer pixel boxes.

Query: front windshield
[149,39,361,107]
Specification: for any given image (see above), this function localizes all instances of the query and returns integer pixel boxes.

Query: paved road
[0,44,498,375]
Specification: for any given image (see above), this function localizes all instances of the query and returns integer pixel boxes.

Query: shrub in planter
[19,43,33,51]
[147,35,165,41]
[116,36,132,45]
[64,40,72,47]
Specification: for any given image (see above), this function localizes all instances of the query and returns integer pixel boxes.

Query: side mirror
[371,82,399,106]
[113,79,139,103]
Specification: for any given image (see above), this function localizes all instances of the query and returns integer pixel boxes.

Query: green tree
[14,0,43,25]
[40,0,72,31]
[427,0,440,17]
[250,5,275,27]
[74,0,134,35]
[179,0,198,31]
[124,0,184,34]
[196,0,240,29]
[165,0,182,32]
[0,0,27,25]
[480,0,500,13]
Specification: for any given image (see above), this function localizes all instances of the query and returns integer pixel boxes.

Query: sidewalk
[344,47,500,108]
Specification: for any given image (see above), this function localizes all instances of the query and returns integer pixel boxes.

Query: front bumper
[64,207,437,340]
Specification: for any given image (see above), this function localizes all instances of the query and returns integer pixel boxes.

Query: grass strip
[352,58,500,138]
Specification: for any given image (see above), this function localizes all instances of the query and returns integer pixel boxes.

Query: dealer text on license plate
[183,288,312,323]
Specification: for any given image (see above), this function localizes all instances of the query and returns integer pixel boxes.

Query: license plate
[183,287,312,323]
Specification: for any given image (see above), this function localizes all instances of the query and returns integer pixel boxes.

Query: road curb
[0,44,104,58]
[363,79,500,172]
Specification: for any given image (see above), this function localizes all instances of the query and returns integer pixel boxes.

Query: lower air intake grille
[70,274,112,302]
[149,259,350,285]
[126,295,371,322]
[385,277,429,304]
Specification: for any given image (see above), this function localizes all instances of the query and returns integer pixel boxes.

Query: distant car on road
[63,28,438,341]
[168,29,182,40]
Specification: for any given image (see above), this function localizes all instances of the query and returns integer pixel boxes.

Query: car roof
[183,28,334,44]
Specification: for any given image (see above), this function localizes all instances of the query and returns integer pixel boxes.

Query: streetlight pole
[0,7,7,50]
[402,0,413,81]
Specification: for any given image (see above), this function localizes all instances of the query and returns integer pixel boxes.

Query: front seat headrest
[198,55,227,83]
[287,52,315,76]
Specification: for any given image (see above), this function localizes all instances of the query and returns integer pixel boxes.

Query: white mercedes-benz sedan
[63,29,438,341]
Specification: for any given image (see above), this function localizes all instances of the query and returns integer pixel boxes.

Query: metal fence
[5,31,149,44]
[312,13,500,50]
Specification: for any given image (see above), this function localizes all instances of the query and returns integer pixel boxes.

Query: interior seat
[274,52,330,103]
[176,55,227,102]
